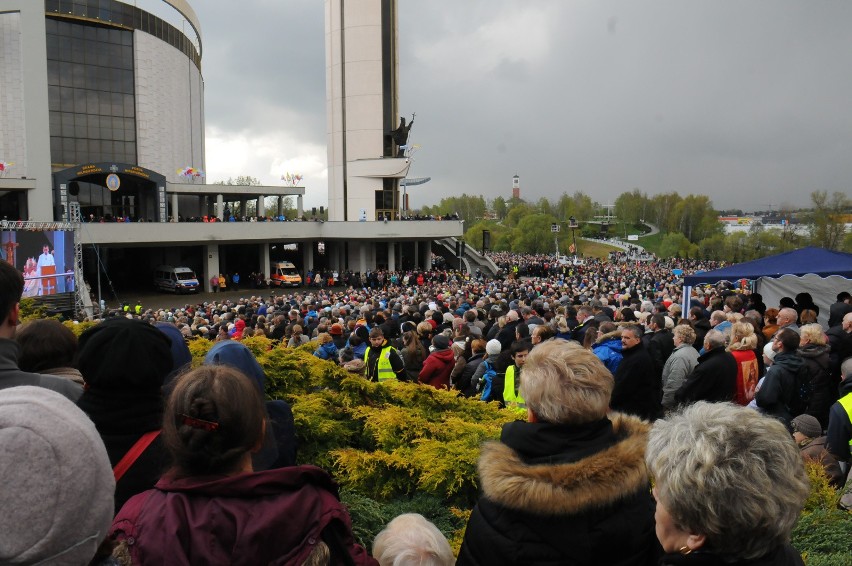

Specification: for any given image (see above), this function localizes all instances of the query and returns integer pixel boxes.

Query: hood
[156,465,337,498]
[594,329,622,346]
[429,348,456,362]
[773,351,805,373]
[204,341,266,393]
[798,343,830,361]
[478,413,649,515]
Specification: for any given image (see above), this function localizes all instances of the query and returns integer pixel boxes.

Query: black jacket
[455,352,485,397]
[755,352,806,428]
[458,415,660,566]
[648,329,675,377]
[692,319,711,353]
[674,347,738,406]
[658,544,804,565]
[612,342,662,421]
[799,343,835,428]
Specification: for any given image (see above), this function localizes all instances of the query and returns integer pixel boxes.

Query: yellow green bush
[181,337,852,560]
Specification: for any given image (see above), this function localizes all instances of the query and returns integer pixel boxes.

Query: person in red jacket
[110,364,375,566]
[419,334,455,389]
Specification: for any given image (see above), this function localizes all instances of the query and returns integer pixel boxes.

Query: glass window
[74,89,87,113]
[59,88,74,112]
[61,113,74,136]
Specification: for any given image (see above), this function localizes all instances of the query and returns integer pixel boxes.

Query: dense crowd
[2,250,852,564]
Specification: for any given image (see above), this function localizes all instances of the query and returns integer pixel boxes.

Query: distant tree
[806,190,849,250]
[572,191,594,221]
[554,193,575,222]
[649,192,682,232]
[672,195,721,243]
[504,203,534,228]
[614,189,647,225]
[214,175,262,186]
[464,220,507,253]
[535,197,553,216]
[491,196,508,220]
[658,232,697,259]
[512,214,558,254]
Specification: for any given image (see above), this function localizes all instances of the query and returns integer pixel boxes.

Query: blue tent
[682,247,852,326]
[684,247,852,286]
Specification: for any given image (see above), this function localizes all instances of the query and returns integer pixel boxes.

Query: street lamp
[568,216,579,258]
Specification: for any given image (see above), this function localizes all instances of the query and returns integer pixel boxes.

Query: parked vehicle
[153,265,200,293]
[269,261,302,287]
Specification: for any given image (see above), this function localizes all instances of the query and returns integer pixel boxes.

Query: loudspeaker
[311,207,317,216]
[68,181,80,196]
[482,230,491,251]
[319,206,325,216]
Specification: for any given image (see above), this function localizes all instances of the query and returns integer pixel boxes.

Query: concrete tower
[512,174,520,200]
[325,0,410,222]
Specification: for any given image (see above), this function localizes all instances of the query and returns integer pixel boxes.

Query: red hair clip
[179,414,219,431]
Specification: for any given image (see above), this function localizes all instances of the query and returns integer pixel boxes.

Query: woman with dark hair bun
[110,365,376,565]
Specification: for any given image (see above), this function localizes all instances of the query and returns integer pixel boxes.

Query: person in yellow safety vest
[502,341,530,415]
[827,356,852,478]
[134,301,142,315]
[364,327,405,382]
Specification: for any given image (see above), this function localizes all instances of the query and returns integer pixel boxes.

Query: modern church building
[0,0,459,295]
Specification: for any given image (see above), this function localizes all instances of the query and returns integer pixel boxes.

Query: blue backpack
[478,360,498,401]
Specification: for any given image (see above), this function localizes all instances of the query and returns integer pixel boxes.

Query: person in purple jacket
[110,364,375,566]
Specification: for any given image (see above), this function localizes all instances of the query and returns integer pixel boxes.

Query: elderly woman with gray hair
[646,402,809,565]
[457,339,659,565]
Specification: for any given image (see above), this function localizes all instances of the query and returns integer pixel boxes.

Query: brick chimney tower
[512,174,520,200]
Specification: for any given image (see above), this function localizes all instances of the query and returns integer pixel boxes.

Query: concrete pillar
[388,242,395,272]
[303,243,314,274]
[329,243,340,274]
[259,243,270,279]
[422,240,431,272]
[239,198,247,219]
[277,196,283,217]
[216,194,224,220]
[297,195,303,218]
[358,242,367,274]
[204,244,220,292]
[257,196,265,219]
[170,193,178,221]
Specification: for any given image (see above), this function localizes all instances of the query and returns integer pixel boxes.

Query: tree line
[414,190,851,259]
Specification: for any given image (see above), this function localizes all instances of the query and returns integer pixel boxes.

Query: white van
[153,265,200,293]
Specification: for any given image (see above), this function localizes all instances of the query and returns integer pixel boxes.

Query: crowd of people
[2,247,852,564]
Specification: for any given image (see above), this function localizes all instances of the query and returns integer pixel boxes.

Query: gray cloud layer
[195,1,852,212]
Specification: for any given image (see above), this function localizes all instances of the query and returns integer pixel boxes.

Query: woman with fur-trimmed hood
[457,340,660,566]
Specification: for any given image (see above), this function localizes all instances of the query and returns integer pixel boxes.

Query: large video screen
[0,230,75,297]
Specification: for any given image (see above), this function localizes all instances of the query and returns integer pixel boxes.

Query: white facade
[326,0,406,222]
[135,31,204,183]
[0,2,53,219]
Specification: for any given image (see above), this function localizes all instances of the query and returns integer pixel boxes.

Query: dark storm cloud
[197,1,852,211]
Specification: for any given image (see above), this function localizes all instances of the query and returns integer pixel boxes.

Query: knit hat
[791,414,822,439]
[432,334,450,350]
[77,318,173,391]
[486,339,502,356]
[329,323,344,335]
[0,386,114,564]
[763,342,776,362]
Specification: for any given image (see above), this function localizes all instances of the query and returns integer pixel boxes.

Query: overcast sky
[192,1,852,213]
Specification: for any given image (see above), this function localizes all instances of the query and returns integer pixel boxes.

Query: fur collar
[478,413,650,515]
[594,329,623,345]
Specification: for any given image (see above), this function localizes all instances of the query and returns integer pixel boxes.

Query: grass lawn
[576,240,623,260]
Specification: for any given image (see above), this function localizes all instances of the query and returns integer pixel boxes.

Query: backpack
[787,364,812,417]
[478,360,497,401]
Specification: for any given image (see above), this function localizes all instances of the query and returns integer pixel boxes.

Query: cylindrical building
[0,0,204,221]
